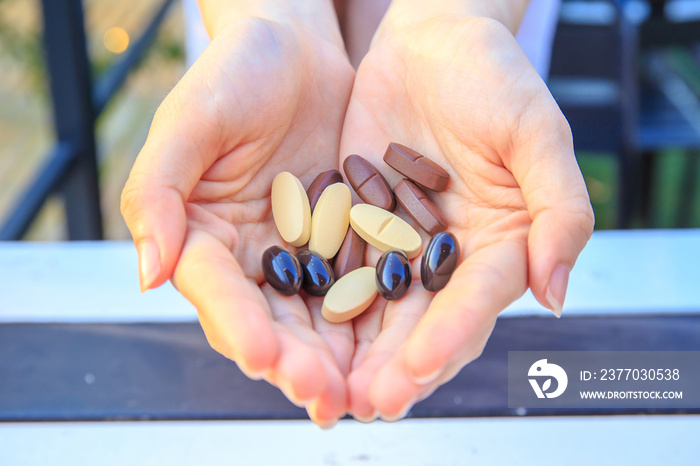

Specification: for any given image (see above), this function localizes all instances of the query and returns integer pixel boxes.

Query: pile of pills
[262,143,461,323]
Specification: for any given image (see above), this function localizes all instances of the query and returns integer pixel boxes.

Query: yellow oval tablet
[271,172,311,247]
[309,183,351,259]
[349,204,422,259]
[322,267,378,323]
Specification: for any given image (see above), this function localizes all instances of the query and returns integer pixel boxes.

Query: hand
[120,9,356,427]
[340,13,595,421]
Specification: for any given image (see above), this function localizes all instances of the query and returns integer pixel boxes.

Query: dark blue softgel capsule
[297,250,335,297]
[376,250,411,300]
[421,232,460,292]
[262,246,303,296]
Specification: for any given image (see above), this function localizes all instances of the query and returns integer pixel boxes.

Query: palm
[146,19,357,425]
[339,18,568,418]
[186,23,351,281]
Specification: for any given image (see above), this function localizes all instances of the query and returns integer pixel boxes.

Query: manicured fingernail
[546,264,571,318]
[354,410,379,423]
[138,241,161,292]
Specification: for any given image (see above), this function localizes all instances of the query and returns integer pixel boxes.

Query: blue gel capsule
[421,232,460,292]
[376,249,411,300]
[262,246,303,296]
[297,249,335,297]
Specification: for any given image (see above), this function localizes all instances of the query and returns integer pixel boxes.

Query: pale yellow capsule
[309,183,351,259]
[322,267,378,323]
[349,204,422,259]
[271,172,311,247]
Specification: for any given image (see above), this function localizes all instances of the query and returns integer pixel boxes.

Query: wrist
[197,0,343,46]
[385,0,530,35]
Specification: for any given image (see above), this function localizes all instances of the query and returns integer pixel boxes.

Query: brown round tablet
[343,154,396,211]
[333,227,366,279]
[383,143,450,192]
[306,169,343,212]
[394,179,447,236]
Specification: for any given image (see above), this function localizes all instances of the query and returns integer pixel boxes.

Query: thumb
[508,90,595,316]
[120,163,189,292]
[120,57,225,291]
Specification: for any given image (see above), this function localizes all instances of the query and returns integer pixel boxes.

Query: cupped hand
[120,16,356,427]
[340,15,595,421]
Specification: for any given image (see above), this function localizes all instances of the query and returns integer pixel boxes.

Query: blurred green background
[579,149,700,229]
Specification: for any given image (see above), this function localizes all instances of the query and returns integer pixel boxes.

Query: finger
[174,228,278,376]
[120,149,192,292]
[506,87,595,315]
[262,287,328,404]
[263,288,348,426]
[347,357,383,422]
[305,355,349,428]
[121,20,288,291]
[370,351,468,422]
[351,296,386,372]
[121,58,228,291]
[308,296,355,377]
[346,298,386,422]
[414,355,479,405]
[348,286,430,422]
[349,244,422,372]
[369,349,421,421]
[376,238,526,415]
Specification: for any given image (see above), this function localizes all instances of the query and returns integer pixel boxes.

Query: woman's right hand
[120,2,356,427]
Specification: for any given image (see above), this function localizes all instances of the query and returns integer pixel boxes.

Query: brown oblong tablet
[333,227,366,279]
[306,169,343,212]
[383,143,450,192]
[343,154,396,211]
[394,179,448,236]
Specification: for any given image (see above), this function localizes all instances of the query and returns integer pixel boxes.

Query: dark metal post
[41,0,103,240]
[616,12,639,229]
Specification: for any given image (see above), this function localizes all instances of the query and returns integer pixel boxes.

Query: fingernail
[354,410,379,423]
[408,367,442,386]
[138,241,161,292]
[406,342,442,385]
[237,361,266,381]
[546,264,571,318]
[279,380,308,408]
[380,405,412,423]
[317,418,339,430]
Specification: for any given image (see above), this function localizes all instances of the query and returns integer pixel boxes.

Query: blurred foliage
[0,0,184,91]
[578,153,618,230]
[92,31,184,78]
[666,47,700,96]
[651,149,700,228]
[0,0,45,92]
[578,149,700,230]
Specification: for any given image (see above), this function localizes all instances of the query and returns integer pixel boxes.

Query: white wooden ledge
[1,229,698,322]
[1,416,699,465]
